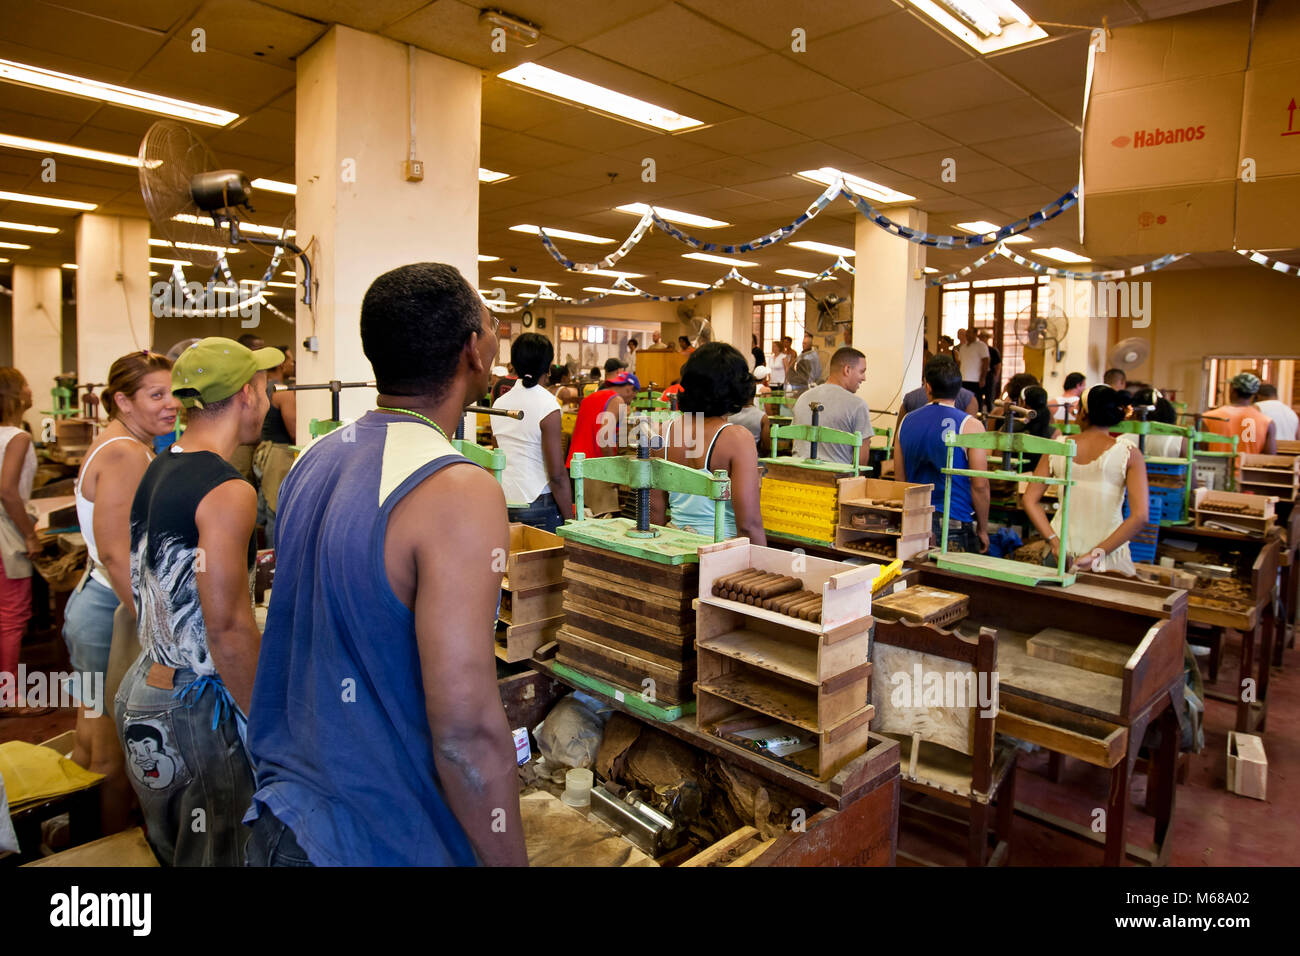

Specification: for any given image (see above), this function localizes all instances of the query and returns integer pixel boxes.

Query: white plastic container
[561,767,593,808]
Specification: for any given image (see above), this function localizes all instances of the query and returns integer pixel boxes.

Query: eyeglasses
[485,310,500,336]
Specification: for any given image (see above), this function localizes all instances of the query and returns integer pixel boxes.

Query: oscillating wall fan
[138,120,312,302]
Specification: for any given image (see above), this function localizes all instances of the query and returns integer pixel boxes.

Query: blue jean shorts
[63,573,119,679]
[508,491,562,533]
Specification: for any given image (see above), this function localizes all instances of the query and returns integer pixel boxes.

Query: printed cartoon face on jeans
[124,722,177,790]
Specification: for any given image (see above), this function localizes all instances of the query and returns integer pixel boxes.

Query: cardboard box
[1081,1,1252,255]
[1236,1,1300,248]
[1226,731,1267,800]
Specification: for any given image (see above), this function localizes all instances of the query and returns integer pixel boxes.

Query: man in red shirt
[567,370,637,515]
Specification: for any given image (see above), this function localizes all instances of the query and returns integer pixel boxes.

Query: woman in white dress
[1023,385,1149,575]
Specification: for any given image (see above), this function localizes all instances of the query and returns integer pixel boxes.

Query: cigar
[753,575,802,600]
[788,592,823,620]
[717,570,762,591]
[738,571,780,596]
[763,592,801,614]
[729,570,769,594]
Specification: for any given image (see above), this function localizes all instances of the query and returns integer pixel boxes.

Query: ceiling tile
[384,0,567,71]
[678,0,896,49]
[677,52,847,113]
[926,97,1072,146]
[256,0,431,33]
[862,60,1024,120]
[757,92,904,139]
[826,122,958,162]
[582,6,766,82]
[791,11,970,89]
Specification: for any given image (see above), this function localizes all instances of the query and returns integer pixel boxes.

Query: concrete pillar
[11,265,62,433]
[296,25,481,438]
[74,214,151,391]
[1043,277,1110,395]
[852,209,928,416]
[708,289,753,360]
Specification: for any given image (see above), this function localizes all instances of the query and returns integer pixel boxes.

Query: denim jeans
[115,652,255,866]
[245,808,315,867]
[508,491,562,533]
[932,512,980,554]
[63,573,119,679]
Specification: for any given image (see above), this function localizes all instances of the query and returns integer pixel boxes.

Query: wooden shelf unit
[497,524,566,662]
[694,538,878,780]
[835,476,935,560]
[1238,454,1298,501]
[1192,488,1277,534]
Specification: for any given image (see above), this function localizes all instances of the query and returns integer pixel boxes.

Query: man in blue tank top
[894,355,991,554]
[244,263,526,866]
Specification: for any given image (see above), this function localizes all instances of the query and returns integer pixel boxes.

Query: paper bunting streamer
[927,244,1186,286]
[153,248,286,318]
[840,182,1078,250]
[995,247,1186,281]
[1236,249,1300,277]
[650,181,841,255]
[538,212,654,272]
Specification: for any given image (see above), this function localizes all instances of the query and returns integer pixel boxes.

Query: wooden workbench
[1272,501,1298,667]
[904,563,1187,866]
[1158,524,1279,734]
[514,657,900,866]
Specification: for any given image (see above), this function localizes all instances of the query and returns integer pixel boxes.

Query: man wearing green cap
[1203,371,1276,457]
[114,335,283,866]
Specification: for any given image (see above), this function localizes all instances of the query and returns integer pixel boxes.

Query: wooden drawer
[997,695,1128,768]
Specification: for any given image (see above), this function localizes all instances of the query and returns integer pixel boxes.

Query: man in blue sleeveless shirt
[244,263,526,866]
[894,355,991,554]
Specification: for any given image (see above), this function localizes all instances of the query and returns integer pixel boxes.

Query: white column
[11,265,62,433]
[295,25,481,439]
[708,289,753,358]
[852,209,928,415]
[75,214,152,388]
[1043,278,1110,393]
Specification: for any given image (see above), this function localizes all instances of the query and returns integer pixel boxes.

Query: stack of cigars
[711,570,823,622]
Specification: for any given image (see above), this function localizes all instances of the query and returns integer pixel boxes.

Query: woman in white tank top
[0,368,40,715]
[62,351,179,830]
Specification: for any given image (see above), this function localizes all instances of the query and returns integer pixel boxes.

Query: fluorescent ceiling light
[0,258,9,264]
[583,287,639,296]
[479,168,511,184]
[149,257,192,266]
[0,219,58,234]
[0,132,151,168]
[683,252,757,268]
[0,57,238,126]
[490,275,561,287]
[614,203,729,229]
[251,178,295,195]
[170,213,294,238]
[281,270,296,277]
[1031,247,1091,264]
[795,167,916,205]
[498,62,702,132]
[775,268,818,279]
[61,262,77,269]
[903,0,1047,54]
[0,240,30,250]
[149,237,240,254]
[662,279,711,289]
[478,254,501,262]
[149,271,158,276]
[583,268,644,279]
[0,189,96,211]
[924,267,939,274]
[510,224,614,245]
[266,281,297,288]
[788,240,855,258]
[954,220,1030,244]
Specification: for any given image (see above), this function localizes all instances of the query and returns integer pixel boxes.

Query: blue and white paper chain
[1236,249,1300,277]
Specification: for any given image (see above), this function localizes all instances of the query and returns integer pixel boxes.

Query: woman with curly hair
[650,343,765,544]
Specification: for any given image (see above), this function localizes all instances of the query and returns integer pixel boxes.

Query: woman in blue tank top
[649,343,765,544]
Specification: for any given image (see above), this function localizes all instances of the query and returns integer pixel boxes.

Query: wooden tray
[871,585,970,628]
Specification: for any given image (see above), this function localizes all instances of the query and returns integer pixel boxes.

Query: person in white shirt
[954,328,989,411]
[626,337,639,373]
[768,338,790,389]
[1052,372,1087,423]
[1255,384,1299,442]
[491,333,574,532]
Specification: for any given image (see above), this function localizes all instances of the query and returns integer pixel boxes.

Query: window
[751,290,807,360]
[939,277,1046,385]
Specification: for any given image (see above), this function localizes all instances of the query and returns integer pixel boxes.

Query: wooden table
[515,657,901,866]
[1159,525,1279,733]
[905,564,1187,866]
[1272,502,1298,667]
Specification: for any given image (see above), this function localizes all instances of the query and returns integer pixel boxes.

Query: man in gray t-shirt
[792,347,870,465]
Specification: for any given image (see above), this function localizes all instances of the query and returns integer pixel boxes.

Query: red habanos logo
[1112,126,1207,149]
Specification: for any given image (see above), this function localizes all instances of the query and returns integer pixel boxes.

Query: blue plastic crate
[1149,483,1187,523]
[1124,493,1162,564]
[1146,461,1189,478]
